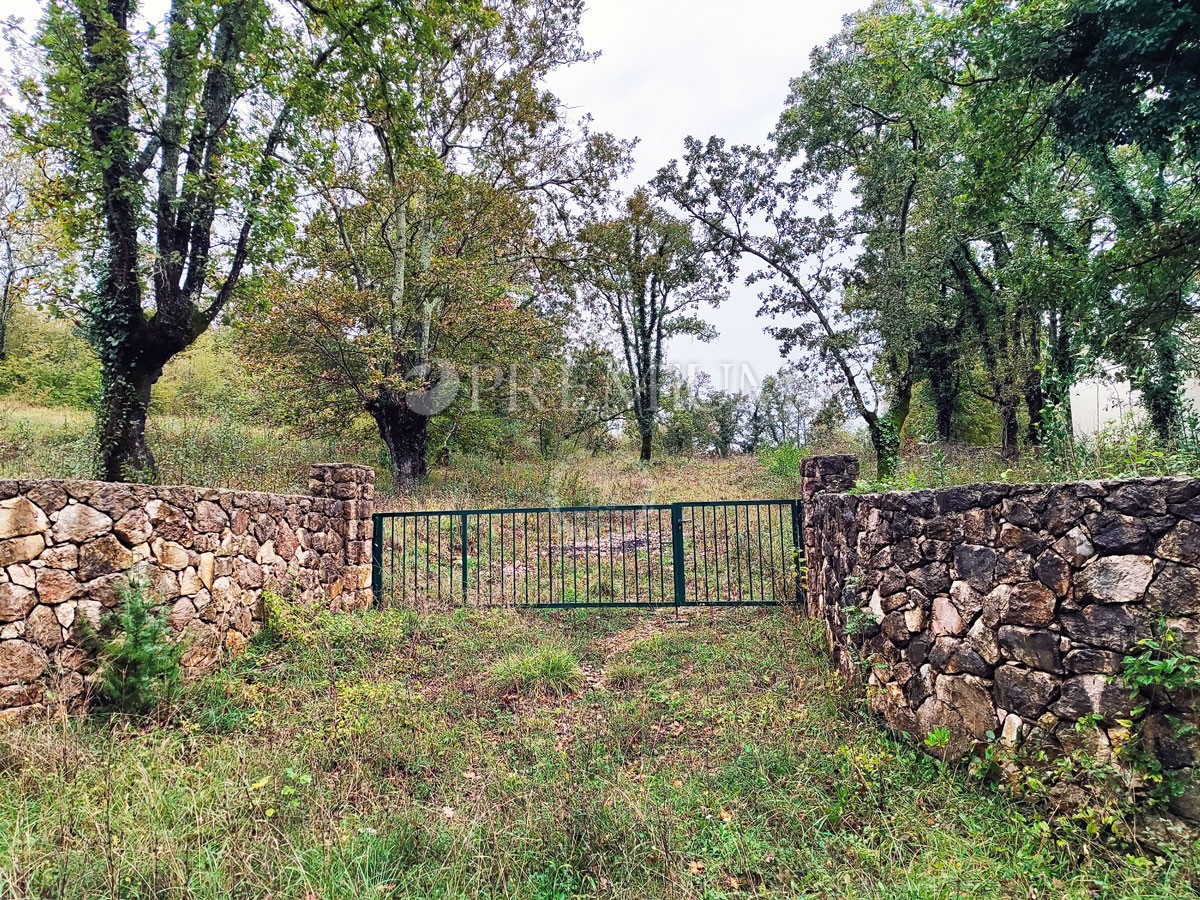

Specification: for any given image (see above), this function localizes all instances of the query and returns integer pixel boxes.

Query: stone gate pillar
[308,463,375,611]
[800,454,860,499]
[799,455,859,617]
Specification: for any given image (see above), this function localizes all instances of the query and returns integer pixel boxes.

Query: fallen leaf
[719,809,733,823]
[688,861,706,875]
[441,806,456,818]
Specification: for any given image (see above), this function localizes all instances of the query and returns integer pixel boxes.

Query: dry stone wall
[0,463,374,720]
[801,456,1200,825]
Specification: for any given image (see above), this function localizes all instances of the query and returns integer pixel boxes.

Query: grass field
[0,402,805,506]
[2,605,1198,899]
[3,403,1200,897]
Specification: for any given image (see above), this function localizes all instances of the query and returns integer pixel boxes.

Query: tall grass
[1,607,1196,898]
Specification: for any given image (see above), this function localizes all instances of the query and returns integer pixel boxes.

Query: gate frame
[371,499,804,609]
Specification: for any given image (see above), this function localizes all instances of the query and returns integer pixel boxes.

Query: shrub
[488,647,583,697]
[95,577,184,715]
[757,442,803,479]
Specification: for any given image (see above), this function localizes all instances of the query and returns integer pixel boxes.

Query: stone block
[1149,563,1200,615]
[52,504,112,544]
[0,497,49,540]
[998,625,1064,673]
[0,584,36,623]
[953,544,997,591]
[0,534,45,567]
[25,605,63,650]
[1086,512,1151,554]
[1158,521,1200,565]
[0,640,48,686]
[1053,527,1095,567]
[982,582,1056,628]
[994,665,1059,719]
[35,567,80,604]
[1077,555,1154,603]
[931,596,965,637]
[1050,674,1133,722]
[113,508,152,546]
[1061,604,1150,652]
[77,535,134,582]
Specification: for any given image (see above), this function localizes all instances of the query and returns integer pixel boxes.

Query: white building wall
[1070,376,1200,436]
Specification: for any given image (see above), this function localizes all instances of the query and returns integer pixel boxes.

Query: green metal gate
[371,499,803,609]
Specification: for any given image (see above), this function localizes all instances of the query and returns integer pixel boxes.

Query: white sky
[4,0,868,391]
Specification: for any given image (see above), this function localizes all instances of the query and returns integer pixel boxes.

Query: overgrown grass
[1,607,1196,898]
[0,401,388,494]
[488,646,584,697]
[0,402,804,504]
[6,398,1199,509]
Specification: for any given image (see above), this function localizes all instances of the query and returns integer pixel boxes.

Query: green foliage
[758,442,803,479]
[95,577,183,716]
[1122,628,1200,709]
[924,727,951,751]
[487,647,584,697]
[578,189,726,462]
[0,305,100,408]
[13,0,478,480]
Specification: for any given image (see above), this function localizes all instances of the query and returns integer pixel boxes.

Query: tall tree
[13,0,470,480]
[1011,0,1200,439]
[577,189,725,462]
[264,0,626,489]
[655,137,906,476]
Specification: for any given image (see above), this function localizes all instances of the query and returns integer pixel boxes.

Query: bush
[488,647,583,697]
[758,442,802,479]
[95,577,184,715]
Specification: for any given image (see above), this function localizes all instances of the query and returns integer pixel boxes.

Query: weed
[488,647,584,697]
[604,660,647,688]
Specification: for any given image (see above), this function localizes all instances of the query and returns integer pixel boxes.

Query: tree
[244,168,560,486]
[252,0,627,489]
[1020,0,1200,439]
[655,137,907,476]
[577,189,726,462]
[703,388,743,458]
[14,0,471,481]
[1029,0,1200,166]
[0,125,35,361]
[744,370,822,450]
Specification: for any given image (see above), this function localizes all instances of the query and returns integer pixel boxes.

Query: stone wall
[801,456,1200,824]
[0,463,374,720]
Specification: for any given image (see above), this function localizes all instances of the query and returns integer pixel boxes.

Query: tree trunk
[999,401,1020,461]
[367,389,429,493]
[890,374,914,445]
[916,344,958,442]
[1046,304,1075,436]
[1136,333,1184,442]
[1024,376,1045,448]
[868,413,899,480]
[96,361,159,481]
[639,426,653,462]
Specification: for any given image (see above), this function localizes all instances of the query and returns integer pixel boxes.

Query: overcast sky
[4,0,867,390]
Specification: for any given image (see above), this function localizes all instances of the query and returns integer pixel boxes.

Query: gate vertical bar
[791,500,804,605]
[371,513,383,608]
[460,512,469,603]
[670,503,686,609]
